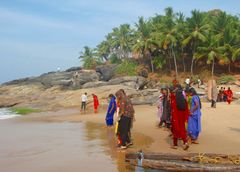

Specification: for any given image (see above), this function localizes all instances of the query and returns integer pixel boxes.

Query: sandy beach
[49,102,240,155]
[0,102,239,172]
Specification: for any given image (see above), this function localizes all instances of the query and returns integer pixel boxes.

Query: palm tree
[182,10,208,75]
[79,46,98,69]
[152,7,179,77]
[109,24,133,59]
[194,35,223,76]
[97,40,111,61]
[132,17,156,72]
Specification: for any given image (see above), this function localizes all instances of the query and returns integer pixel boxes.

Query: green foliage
[80,7,240,75]
[116,60,137,76]
[217,75,236,84]
[109,54,122,64]
[153,55,166,69]
[11,107,41,115]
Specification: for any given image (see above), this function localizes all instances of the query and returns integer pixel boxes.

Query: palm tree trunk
[183,57,186,73]
[150,55,154,73]
[171,47,178,78]
[228,63,231,73]
[182,48,186,73]
[190,58,194,75]
[211,58,215,77]
[169,49,172,71]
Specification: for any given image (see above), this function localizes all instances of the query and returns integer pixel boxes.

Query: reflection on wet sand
[84,122,154,172]
[0,114,154,172]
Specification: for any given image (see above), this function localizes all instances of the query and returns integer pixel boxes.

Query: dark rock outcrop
[96,64,117,81]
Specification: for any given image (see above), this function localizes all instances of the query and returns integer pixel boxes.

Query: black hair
[109,94,115,98]
[190,88,202,109]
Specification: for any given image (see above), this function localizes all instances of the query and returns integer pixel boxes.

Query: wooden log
[130,159,240,172]
[126,152,240,171]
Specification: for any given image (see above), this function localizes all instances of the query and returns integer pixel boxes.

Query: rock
[130,89,159,105]
[65,67,82,72]
[82,81,108,88]
[96,64,117,81]
[109,76,148,89]
[77,71,100,85]
[234,81,240,87]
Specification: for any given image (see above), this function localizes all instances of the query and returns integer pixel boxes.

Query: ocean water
[0,108,19,120]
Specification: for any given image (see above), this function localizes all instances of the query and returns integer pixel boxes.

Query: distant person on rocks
[81,92,88,113]
[92,94,99,113]
[106,94,117,126]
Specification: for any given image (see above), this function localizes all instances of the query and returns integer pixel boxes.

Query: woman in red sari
[226,87,233,104]
[170,86,189,150]
[92,94,99,113]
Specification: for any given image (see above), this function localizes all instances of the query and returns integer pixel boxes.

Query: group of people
[217,87,233,104]
[157,84,202,150]
[81,93,99,113]
[81,90,135,150]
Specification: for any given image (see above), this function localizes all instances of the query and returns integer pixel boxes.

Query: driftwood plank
[126,152,240,172]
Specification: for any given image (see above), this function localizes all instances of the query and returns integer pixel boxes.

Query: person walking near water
[92,94,99,113]
[115,89,135,149]
[81,92,88,113]
[106,94,117,126]
[188,88,202,144]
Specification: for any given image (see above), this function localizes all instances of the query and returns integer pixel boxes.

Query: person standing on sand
[226,87,233,104]
[157,90,164,127]
[81,92,88,113]
[92,94,99,113]
[159,87,171,128]
[106,94,117,126]
[170,85,189,150]
[188,88,202,144]
[115,89,135,149]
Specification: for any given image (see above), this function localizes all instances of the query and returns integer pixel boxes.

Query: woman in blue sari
[106,94,117,126]
[188,88,202,144]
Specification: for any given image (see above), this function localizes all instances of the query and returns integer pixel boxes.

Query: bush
[11,107,41,115]
[217,75,236,84]
[109,54,122,64]
[116,60,137,76]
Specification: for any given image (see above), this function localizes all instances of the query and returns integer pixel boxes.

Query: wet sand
[0,110,154,172]
[0,102,240,172]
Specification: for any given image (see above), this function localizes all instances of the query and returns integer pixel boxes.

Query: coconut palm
[109,24,133,59]
[194,35,224,76]
[132,17,157,72]
[79,46,98,69]
[182,10,209,75]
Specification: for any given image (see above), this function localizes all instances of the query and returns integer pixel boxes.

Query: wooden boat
[125,151,240,171]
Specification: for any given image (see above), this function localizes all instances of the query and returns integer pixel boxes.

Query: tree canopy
[79,8,240,76]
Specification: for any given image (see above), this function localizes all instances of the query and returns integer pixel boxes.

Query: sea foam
[0,108,19,120]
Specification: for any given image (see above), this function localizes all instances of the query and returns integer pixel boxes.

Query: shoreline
[16,102,240,155]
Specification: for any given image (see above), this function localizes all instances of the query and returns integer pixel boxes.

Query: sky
[0,0,239,83]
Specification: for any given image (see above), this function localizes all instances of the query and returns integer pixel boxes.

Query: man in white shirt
[185,77,190,87]
[81,92,87,113]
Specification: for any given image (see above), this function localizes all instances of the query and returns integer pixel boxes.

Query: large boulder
[81,81,108,88]
[109,76,148,89]
[65,66,82,72]
[130,89,159,105]
[96,64,117,81]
